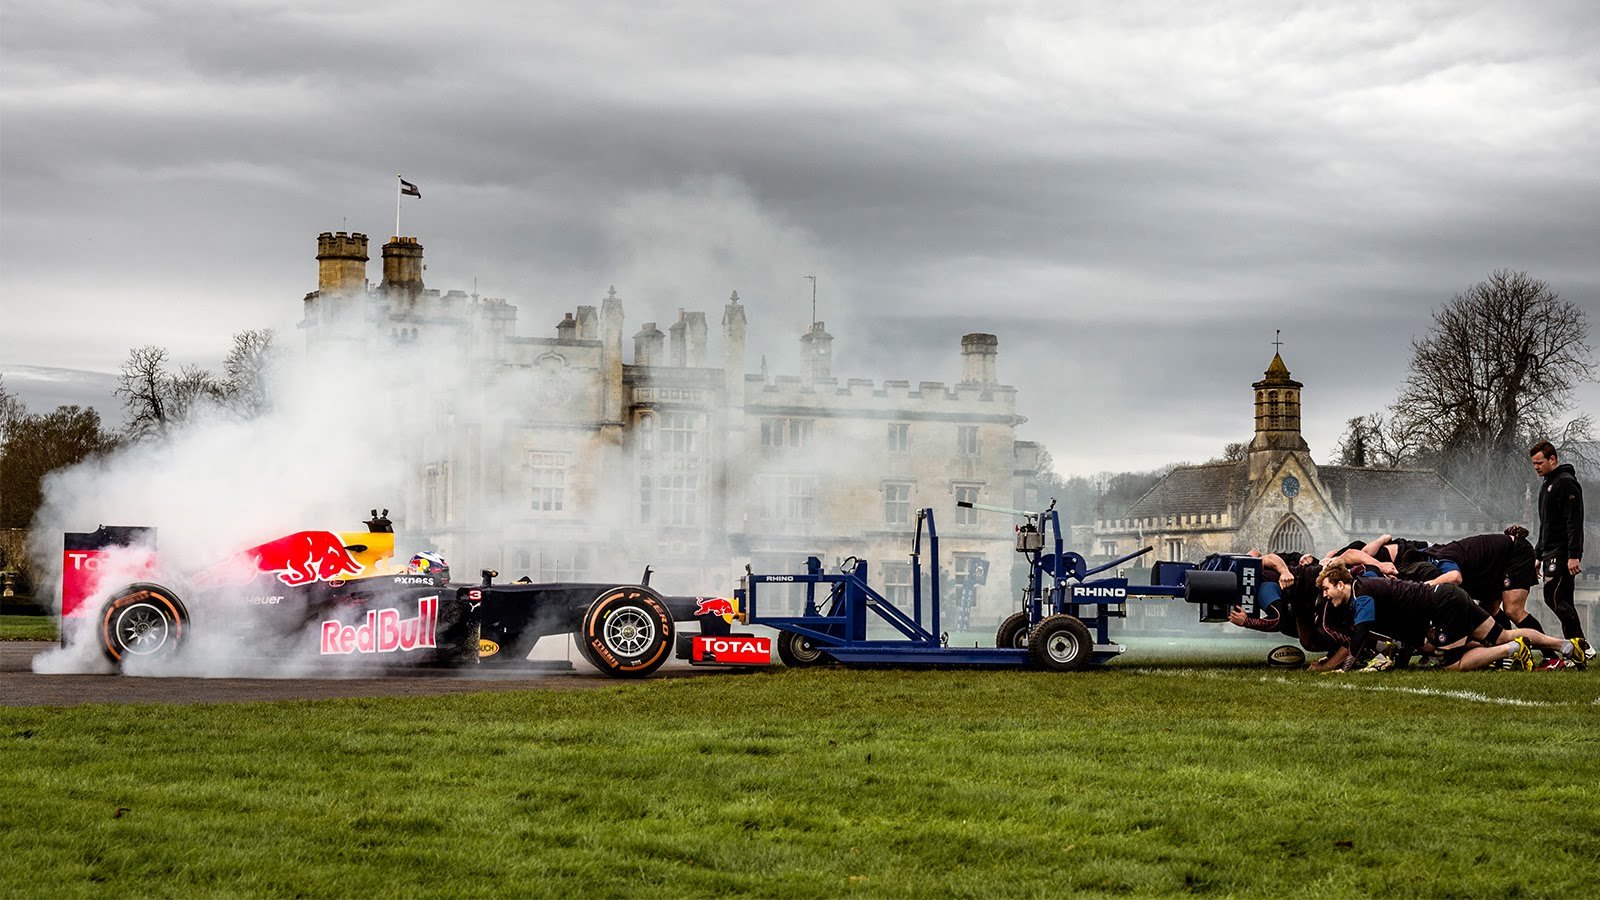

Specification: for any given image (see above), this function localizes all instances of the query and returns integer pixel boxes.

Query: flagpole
[395,174,402,239]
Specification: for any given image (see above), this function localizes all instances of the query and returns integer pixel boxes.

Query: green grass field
[3,663,1597,897]
[0,613,56,641]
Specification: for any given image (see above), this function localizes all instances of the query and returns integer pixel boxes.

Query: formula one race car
[62,511,771,678]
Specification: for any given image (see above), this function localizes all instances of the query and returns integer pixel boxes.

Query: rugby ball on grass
[1266,644,1306,668]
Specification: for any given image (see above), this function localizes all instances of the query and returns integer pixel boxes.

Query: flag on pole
[399,177,421,198]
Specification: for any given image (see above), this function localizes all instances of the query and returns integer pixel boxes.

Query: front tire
[776,630,829,667]
[1028,614,1092,672]
[99,583,188,665]
[577,587,674,678]
[996,611,1031,649]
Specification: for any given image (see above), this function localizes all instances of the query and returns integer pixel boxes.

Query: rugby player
[1228,554,1350,671]
[1314,564,1584,672]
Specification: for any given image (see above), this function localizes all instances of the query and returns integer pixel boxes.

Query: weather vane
[1272,329,1283,354]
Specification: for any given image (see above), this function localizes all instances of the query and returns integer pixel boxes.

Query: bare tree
[1393,270,1593,451]
[1204,442,1248,464]
[0,374,24,444]
[167,364,225,425]
[221,328,276,417]
[1332,413,1415,468]
[115,346,173,440]
[1388,270,1595,517]
[115,346,223,440]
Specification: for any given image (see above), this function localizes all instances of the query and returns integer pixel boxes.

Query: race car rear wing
[61,526,156,618]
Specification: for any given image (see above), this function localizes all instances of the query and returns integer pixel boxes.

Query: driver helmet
[408,551,449,580]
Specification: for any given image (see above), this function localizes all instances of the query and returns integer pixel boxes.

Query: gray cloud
[3,0,1596,473]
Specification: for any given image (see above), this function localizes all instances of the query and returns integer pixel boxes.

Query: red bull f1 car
[61,511,771,678]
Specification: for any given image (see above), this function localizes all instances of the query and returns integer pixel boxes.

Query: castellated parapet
[316,231,368,293]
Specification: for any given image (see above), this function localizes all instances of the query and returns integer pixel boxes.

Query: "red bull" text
[319,597,438,655]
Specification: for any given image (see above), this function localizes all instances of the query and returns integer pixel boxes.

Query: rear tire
[776,630,829,667]
[996,611,1031,649]
[99,583,188,665]
[1028,614,1092,672]
[577,587,674,678]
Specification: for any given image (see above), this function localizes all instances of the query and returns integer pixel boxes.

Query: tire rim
[1045,631,1079,664]
[789,635,822,663]
[603,607,656,657]
[115,602,172,656]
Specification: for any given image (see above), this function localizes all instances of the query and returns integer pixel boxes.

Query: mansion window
[639,477,652,525]
[883,482,912,525]
[761,417,813,454]
[953,484,981,524]
[881,562,913,604]
[952,554,989,587]
[759,474,817,525]
[530,466,565,512]
[511,547,591,582]
[956,426,979,456]
[538,548,592,582]
[661,412,700,454]
[887,423,909,453]
[1164,538,1184,560]
[1100,541,1118,557]
[662,474,699,526]
[423,464,446,525]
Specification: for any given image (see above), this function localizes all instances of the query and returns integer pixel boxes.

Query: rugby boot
[1506,637,1534,672]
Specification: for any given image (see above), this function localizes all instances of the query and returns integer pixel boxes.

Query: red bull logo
[319,597,438,655]
[196,530,365,589]
[693,596,737,618]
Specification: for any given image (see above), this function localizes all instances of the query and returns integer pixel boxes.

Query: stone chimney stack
[575,305,599,340]
[722,291,747,407]
[684,311,708,367]
[635,322,666,367]
[556,312,577,341]
[799,321,834,382]
[960,333,999,385]
[316,231,368,293]
[601,287,624,424]
[668,310,688,367]
[380,236,425,295]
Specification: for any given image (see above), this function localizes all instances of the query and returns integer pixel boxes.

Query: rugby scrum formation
[1228,441,1588,673]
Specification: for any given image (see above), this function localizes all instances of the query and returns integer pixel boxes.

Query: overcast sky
[2,0,1596,475]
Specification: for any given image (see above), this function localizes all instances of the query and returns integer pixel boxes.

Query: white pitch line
[1127,667,1598,707]
[1310,680,1568,707]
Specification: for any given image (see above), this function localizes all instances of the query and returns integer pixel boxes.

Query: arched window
[1268,516,1312,558]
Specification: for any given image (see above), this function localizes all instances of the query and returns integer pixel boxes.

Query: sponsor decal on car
[197,530,366,589]
[319,597,438,655]
[244,595,284,605]
[478,639,500,657]
[691,635,771,665]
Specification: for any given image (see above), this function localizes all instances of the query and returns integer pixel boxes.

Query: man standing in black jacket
[1530,440,1590,664]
